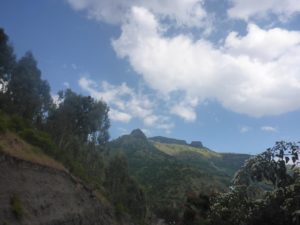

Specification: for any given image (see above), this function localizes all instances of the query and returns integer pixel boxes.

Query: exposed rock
[131,129,147,140]
[0,153,119,225]
[190,141,203,148]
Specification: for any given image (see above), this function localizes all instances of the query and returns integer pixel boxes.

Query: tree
[209,141,300,225]
[233,141,299,189]
[0,28,16,109]
[6,52,51,123]
[0,28,15,92]
[104,154,147,223]
[47,89,110,150]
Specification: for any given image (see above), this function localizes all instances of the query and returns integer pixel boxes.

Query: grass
[153,142,221,158]
[0,132,65,172]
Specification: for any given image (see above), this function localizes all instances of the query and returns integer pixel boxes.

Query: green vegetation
[182,141,300,225]
[105,154,147,223]
[153,142,220,158]
[10,194,23,220]
[109,129,249,224]
[0,28,147,224]
[1,27,299,225]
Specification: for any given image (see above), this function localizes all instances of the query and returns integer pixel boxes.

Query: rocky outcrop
[0,153,118,225]
[189,141,203,148]
[130,129,147,140]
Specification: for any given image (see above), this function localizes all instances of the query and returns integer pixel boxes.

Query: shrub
[19,128,56,154]
[10,194,23,220]
[115,202,128,218]
[7,116,28,133]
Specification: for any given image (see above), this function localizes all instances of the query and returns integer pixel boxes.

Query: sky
[1,0,300,154]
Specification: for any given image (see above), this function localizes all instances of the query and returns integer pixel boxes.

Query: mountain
[149,136,188,145]
[109,129,250,218]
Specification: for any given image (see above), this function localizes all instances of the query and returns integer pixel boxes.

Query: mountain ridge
[109,129,251,220]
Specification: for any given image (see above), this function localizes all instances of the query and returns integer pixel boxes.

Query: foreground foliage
[183,141,300,225]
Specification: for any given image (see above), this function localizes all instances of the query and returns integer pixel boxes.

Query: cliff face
[0,153,118,225]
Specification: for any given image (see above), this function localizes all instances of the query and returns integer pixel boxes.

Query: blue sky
[1,0,300,154]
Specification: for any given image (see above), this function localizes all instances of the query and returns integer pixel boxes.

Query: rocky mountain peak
[130,129,147,139]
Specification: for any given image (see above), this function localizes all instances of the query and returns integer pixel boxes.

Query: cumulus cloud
[78,77,174,131]
[225,24,300,61]
[170,96,198,121]
[261,126,278,132]
[171,104,197,122]
[228,0,300,21]
[109,109,132,123]
[112,7,300,118]
[66,0,207,27]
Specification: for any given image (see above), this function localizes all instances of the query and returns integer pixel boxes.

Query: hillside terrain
[0,27,299,225]
[0,133,120,225]
[109,129,250,219]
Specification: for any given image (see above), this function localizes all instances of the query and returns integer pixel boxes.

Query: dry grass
[153,142,221,158]
[0,132,66,172]
[94,190,111,207]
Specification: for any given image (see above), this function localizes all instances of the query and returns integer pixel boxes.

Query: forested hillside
[0,27,147,225]
[1,26,300,225]
[109,129,250,223]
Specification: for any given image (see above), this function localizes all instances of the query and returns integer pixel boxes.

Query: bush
[115,202,128,218]
[10,194,23,220]
[7,115,28,133]
[19,128,56,154]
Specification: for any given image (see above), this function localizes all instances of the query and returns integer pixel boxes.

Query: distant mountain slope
[149,136,188,145]
[152,141,250,177]
[109,129,250,215]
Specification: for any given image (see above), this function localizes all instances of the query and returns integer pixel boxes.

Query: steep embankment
[0,133,118,225]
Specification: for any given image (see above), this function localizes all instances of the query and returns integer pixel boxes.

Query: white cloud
[171,105,196,122]
[171,103,197,122]
[225,24,300,61]
[228,0,300,21]
[109,109,132,123]
[112,7,300,117]
[78,77,173,131]
[261,126,278,132]
[63,82,70,88]
[240,126,251,133]
[66,0,207,27]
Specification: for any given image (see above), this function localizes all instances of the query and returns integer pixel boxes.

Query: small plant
[115,202,128,218]
[10,194,23,220]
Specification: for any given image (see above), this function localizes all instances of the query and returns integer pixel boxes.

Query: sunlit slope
[0,132,65,171]
[152,141,250,176]
[152,141,220,157]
